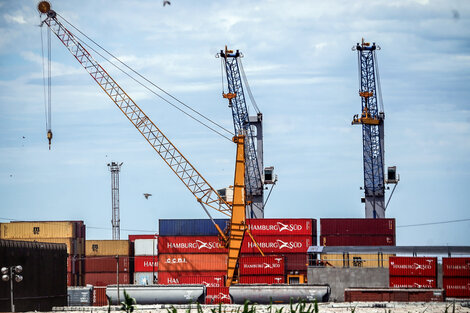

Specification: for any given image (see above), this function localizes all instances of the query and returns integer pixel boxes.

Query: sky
[0,0,469,247]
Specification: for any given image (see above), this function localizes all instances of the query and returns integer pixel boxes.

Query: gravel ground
[50,301,470,313]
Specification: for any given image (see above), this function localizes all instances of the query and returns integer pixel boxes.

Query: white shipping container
[134,272,157,285]
[134,239,158,256]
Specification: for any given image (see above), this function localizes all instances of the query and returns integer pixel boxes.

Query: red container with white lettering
[158,271,226,285]
[443,258,470,277]
[179,275,225,287]
[92,286,108,306]
[158,254,227,271]
[389,276,437,289]
[389,257,437,277]
[246,219,316,236]
[239,275,285,284]
[85,272,130,286]
[443,277,470,298]
[241,235,312,254]
[158,236,227,254]
[85,256,130,272]
[134,256,159,272]
[239,255,285,275]
[205,287,231,304]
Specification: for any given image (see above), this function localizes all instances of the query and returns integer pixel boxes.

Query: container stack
[0,221,85,286]
[133,238,159,285]
[157,219,228,286]
[389,256,438,288]
[442,257,470,298]
[240,218,316,284]
[84,240,130,286]
[320,218,395,246]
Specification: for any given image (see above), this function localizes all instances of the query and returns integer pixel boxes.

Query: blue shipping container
[159,219,229,236]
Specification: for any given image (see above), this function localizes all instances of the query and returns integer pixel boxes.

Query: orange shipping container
[0,221,76,239]
[10,237,79,255]
[158,254,227,272]
[86,240,130,256]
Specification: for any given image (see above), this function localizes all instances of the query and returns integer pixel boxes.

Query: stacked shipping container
[389,256,438,289]
[133,238,159,285]
[84,240,130,286]
[320,218,395,246]
[158,219,229,288]
[442,257,470,298]
[0,221,85,286]
[240,218,316,283]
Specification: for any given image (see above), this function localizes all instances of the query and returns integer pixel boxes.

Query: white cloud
[3,14,26,24]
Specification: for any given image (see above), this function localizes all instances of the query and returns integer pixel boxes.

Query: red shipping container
[158,254,227,271]
[389,257,437,277]
[128,234,158,242]
[67,272,73,286]
[134,256,159,272]
[443,258,470,277]
[320,218,395,236]
[158,236,227,254]
[241,253,307,272]
[179,276,225,287]
[85,272,130,286]
[389,276,437,289]
[239,275,285,284]
[158,271,226,285]
[239,255,285,275]
[85,256,130,273]
[443,277,470,298]
[241,235,312,254]
[205,287,231,304]
[320,234,395,246]
[93,286,108,306]
[246,219,316,236]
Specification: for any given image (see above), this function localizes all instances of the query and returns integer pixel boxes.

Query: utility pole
[107,162,123,240]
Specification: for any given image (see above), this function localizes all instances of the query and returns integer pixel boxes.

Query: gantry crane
[217,47,275,219]
[352,39,398,218]
[37,1,260,286]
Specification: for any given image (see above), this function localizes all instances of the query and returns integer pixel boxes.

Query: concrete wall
[307,267,388,302]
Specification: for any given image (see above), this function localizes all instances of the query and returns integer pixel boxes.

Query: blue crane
[218,47,275,218]
[352,39,387,218]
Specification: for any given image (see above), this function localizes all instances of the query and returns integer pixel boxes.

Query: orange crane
[37,1,261,286]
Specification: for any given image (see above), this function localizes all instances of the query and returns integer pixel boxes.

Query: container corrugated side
[85,256,130,273]
[179,275,225,287]
[128,234,157,242]
[205,287,231,304]
[134,238,159,256]
[443,277,470,297]
[442,257,470,277]
[389,257,437,277]
[239,275,285,284]
[241,253,307,271]
[320,218,395,236]
[84,272,130,286]
[239,255,285,275]
[246,219,316,236]
[320,253,395,268]
[134,272,156,285]
[0,221,76,239]
[134,256,159,272]
[158,236,227,254]
[10,237,78,254]
[158,271,226,285]
[159,219,229,236]
[158,254,227,271]
[85,240,130,256]
[241,235,312,254]
[389,276,437,289]
[320,234,395,246]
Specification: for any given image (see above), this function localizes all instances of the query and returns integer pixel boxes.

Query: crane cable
[56,13,234,142]
[40,16,53,150]
[238,58,260,114]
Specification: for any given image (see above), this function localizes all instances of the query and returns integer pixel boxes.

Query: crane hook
[47,129,53,150]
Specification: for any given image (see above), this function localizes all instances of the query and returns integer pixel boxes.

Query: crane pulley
[37,1,263,286]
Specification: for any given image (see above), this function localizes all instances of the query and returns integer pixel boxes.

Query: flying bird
[163,1,171,6]
[143,193,152,199]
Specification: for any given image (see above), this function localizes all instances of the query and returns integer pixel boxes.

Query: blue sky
[0,0,469,246]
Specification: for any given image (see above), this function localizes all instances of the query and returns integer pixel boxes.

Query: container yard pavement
[51,302,470,313]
